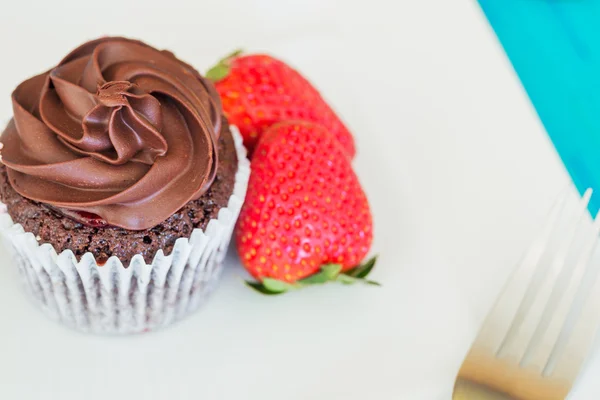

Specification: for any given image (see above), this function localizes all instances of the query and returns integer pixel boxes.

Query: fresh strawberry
[206,51,356,158]
[235,121,375,294]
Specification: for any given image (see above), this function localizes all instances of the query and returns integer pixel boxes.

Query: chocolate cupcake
[0,37,250,334]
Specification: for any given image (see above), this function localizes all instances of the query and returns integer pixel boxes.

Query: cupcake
[0,37,250,334]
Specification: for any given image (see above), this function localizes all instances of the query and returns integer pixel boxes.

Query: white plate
[0,0,598,399]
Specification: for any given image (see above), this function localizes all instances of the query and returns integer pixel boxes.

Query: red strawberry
[206,51,356,159]
[235,121,375,294]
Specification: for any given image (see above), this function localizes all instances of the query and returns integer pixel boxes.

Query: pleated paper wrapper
[0,126,250,335]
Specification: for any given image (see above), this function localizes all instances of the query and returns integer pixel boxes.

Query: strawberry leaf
[300,264,342,285]
[322,264,343,279]
[262,278,297,293]
[245,257,380,295]
[206,64,230,82]
[336,274,359,285]
[206,49,243,82]
[221,49,243,61]
[346,256,378,279]
[337,273,382,287]
[338,256,381,286]
[300,271,331,285]
[245,281,285,295]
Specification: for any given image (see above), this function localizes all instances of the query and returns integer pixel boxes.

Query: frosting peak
[1,37,223,230]
[80,80,167,166]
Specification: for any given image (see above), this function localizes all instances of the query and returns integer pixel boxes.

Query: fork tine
[454,188,600,400]
[525,207,600,371]
[549,239,600,382]
[473,188,571,353]
[497,189,593,362]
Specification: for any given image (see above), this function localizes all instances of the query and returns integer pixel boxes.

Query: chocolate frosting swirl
[0,37,222,230]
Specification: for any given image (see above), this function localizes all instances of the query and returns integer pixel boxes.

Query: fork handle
[453,378,513,400]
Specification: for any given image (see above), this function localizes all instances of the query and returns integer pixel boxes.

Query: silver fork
[454,188,600,399]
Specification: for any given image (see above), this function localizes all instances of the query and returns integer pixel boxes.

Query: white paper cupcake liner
[0,126,250,335]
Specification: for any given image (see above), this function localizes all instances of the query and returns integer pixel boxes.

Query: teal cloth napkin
[479,0,600,213]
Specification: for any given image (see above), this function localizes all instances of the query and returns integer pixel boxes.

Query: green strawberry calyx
[245,256,380,295]
[206,49,243,82]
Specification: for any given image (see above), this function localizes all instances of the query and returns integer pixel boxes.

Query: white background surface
[0,0,596,399]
